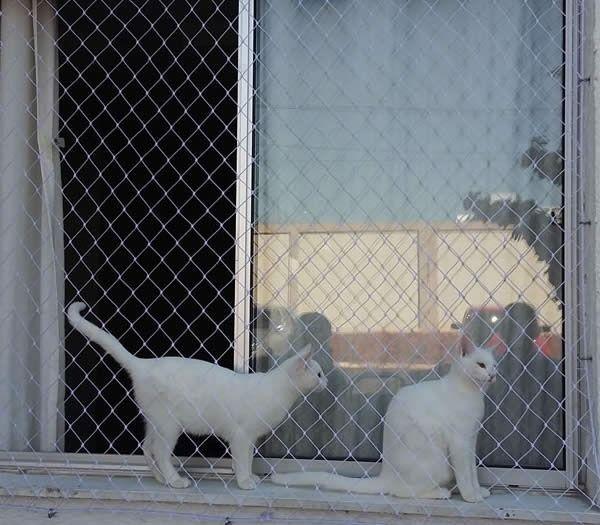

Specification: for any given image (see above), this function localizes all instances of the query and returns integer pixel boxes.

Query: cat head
[284,345,328,394]
[456,346,498,388]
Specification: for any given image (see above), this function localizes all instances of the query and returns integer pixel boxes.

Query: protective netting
[0,0,597,522]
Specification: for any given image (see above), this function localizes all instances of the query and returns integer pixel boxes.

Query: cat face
[461,346,497,388]
[288,345,328,393]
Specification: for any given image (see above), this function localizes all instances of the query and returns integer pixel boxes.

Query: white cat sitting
[67,302,327,490]
[272,347,497,502]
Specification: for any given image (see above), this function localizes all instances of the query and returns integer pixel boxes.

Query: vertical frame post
[579,0,600,497]
[234,0,255,373]
[564,0,583,488]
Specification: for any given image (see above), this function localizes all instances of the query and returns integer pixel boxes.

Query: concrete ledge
[0,473,598,524]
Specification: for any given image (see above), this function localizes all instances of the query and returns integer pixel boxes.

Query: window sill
[0,472,597,524]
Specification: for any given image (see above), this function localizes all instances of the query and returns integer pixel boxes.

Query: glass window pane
[254,0,565,470]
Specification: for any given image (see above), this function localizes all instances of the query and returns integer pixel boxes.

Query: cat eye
[477,362,486,369]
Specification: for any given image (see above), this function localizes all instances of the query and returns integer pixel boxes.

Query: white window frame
[0,0,590,498]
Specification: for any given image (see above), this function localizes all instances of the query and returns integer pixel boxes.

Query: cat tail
[270,471,387,495]
[67,302,139,371]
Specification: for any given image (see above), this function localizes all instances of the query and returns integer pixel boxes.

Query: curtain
[255,0,564,468]
[0,0,63,451]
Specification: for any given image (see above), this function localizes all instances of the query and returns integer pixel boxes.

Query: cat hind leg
[142,429,165,484]
[151,425,191,489]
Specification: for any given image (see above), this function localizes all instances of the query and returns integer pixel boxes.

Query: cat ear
[298,344,313,359]
[486,339,504,360]
[483,334,505,360]
[461,339,474,357]
[293,344,313,370]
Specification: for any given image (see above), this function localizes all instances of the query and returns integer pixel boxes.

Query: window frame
[563,0,583,491]
[0,0,588,497]
[240,0,586,492]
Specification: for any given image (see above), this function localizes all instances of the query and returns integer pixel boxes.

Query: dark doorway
[59,1,238,458]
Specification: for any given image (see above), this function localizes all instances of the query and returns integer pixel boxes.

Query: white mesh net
[0,0,597,522]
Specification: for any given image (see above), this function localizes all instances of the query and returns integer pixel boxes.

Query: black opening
[59,0,238,457]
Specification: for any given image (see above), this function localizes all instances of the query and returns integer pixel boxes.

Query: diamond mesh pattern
[0,0,597,522]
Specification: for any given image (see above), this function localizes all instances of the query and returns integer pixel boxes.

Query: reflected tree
[462,137,564,302]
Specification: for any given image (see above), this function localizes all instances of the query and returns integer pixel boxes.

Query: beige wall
[294,232,419,333]
[255,223,562,334]
[435,231,561,331]
[255,233,291,307]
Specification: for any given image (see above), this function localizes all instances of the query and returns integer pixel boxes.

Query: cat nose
[489,373,497,384]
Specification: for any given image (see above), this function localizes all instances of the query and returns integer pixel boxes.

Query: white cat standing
[272,347,497,502]
[67,302,327,489]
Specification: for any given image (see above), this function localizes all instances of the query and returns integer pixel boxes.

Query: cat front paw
[479,487,491,499]
[461,491,484,503]
[167,476,191,489]
[237,477,258,490]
